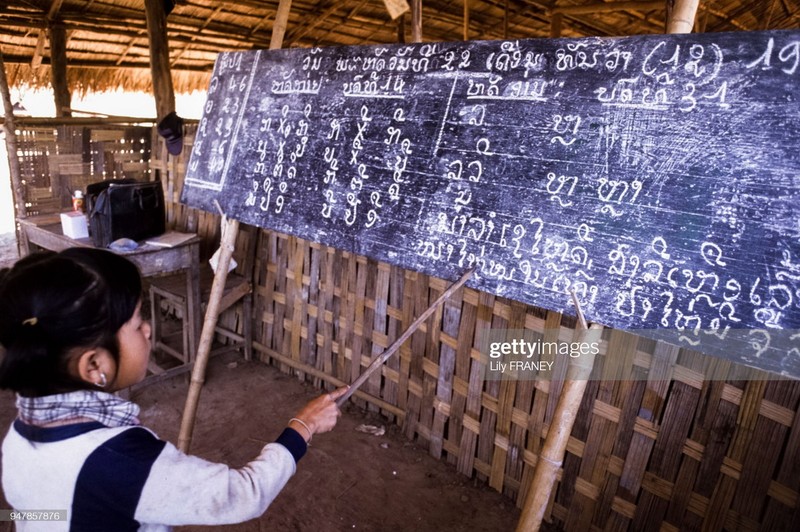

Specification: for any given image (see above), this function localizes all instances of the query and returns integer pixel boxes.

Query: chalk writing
[183,30,800,378]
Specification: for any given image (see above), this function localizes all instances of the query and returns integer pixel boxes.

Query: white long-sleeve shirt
[2,419,307,531]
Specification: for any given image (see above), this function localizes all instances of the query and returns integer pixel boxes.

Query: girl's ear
[75,349,115,388]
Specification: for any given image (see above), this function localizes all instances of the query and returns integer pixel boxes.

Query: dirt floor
[0,351,527,531]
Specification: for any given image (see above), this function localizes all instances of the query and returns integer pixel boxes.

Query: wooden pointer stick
[336,267,475,407]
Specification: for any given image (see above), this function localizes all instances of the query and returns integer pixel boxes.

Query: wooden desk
[18,214,202,379]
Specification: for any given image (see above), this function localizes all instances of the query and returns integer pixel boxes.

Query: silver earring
[95,372,107,388]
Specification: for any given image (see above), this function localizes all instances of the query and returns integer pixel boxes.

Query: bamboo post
[666,0,700,34]
[269,0,293,50]
[0,51,28,256]
[336,268,474,407]
[177,0,294,454]
[503,0,509,40]
[177,216,239,451]
[515,317,603,531]
[516,3,699,528]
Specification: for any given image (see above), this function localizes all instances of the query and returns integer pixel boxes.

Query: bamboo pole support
[515,318,603,531]
[177,0,294,454]
[177,216,239,451]
[666,0,700,34]
[0,50,28,257]
[516,3,700,527]
[269,0,293,50]
[397,14,406,44]
[336,268,475,407]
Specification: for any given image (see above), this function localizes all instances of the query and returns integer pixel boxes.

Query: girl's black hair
[0,248,142,397]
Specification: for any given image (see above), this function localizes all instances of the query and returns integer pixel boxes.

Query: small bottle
[72,190,85,213]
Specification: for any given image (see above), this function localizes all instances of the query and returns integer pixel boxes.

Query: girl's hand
[288,386,349,442]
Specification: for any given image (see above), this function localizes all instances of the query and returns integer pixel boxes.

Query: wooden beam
[550,13,562,38]
[551,1,664,16]
[170,5,225,67]
[397,12,406,43]
[115,37,138,66]
[503,0,509,39]
[286,1,342,46]
[411,0,422,43]
[48,22,71,117]
[144,0,175,119]
[269,0,293,50]
[30,33,47,70]
[463,0,469,41]
[30,0,65,70]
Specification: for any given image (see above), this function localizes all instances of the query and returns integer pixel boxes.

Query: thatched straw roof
[1,1,798,95]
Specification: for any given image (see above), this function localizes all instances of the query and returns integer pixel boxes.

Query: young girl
[0,247,346,531]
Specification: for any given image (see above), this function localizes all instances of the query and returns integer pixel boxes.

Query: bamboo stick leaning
[516,3,700,527]
[178,214,239,452]
[177,0,294,454]
[515,292,603,532]
[336,267,475,407]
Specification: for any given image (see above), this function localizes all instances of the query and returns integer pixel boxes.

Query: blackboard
[181,30,800,378]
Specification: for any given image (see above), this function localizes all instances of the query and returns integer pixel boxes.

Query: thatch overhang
[1,1,798,95]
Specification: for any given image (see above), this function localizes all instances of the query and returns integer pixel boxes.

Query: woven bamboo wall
[245,229,800,531]
[15,123,152,216]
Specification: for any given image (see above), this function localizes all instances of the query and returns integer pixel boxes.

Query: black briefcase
[86,179,166,248]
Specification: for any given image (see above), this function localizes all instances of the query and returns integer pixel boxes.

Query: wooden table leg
[185,241,202,362]
[18,224,32,257]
